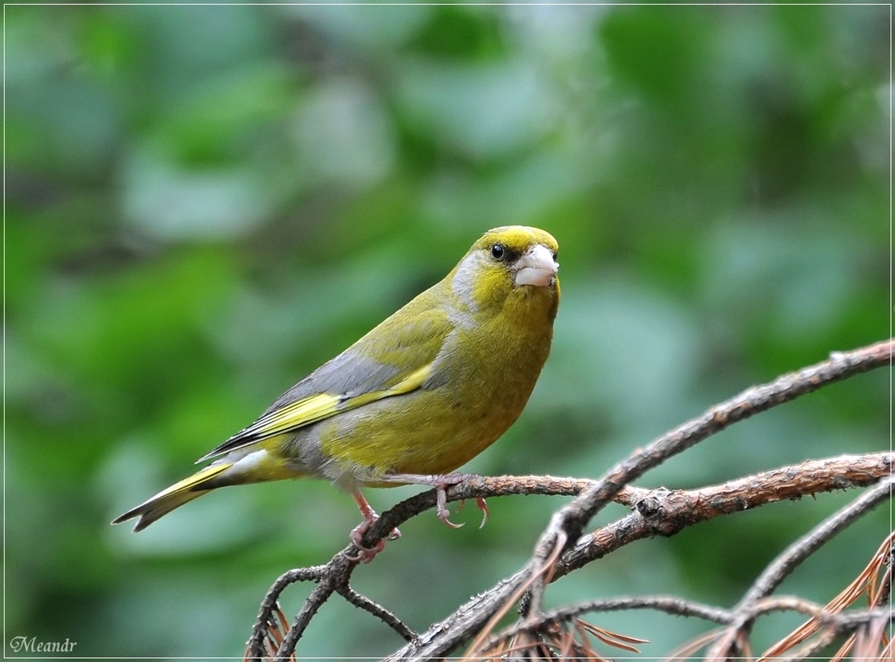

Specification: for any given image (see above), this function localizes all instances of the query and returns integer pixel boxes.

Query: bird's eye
[490,244,506,261]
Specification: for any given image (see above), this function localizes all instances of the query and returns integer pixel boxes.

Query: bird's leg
[346,489,400,563]
[382,472,488,529]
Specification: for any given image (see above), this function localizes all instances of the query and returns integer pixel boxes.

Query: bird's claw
[346,515,400,563]
[434,482,489,529]
[438,507,465,529]
[476,496,489,529]
[453,496,489,528]
[377,472,490,531]
[345,537,384,563]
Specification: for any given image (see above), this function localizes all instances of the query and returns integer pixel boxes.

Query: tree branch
[557,452,893,578]
[248,339,891,661]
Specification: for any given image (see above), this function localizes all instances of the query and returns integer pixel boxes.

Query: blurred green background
[5,3,889,659]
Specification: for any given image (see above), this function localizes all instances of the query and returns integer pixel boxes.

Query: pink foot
[346,489,400,563]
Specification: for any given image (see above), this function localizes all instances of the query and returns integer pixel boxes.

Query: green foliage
[6,4,888,658]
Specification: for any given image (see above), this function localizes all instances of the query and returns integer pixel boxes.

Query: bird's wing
[197,301,450,462]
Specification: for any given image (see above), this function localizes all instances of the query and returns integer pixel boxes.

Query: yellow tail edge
[111,463,233,532]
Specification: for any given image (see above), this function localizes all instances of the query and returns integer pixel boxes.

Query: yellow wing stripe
[252,393,343,436]
[251,363,434,438]
[387,363,434,394]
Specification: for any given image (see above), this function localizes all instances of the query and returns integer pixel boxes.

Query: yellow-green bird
[112,226,559,558]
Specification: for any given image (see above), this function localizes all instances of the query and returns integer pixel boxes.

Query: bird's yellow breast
[318,277,558,483]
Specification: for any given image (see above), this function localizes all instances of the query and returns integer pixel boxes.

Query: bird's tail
[111,463,233,532]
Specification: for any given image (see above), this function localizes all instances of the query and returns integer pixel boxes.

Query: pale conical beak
[515,244,559,287]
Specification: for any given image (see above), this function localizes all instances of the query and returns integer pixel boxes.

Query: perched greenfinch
[113,226,560,558]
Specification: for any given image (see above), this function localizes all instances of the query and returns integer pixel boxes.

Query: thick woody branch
[557,452,893,578]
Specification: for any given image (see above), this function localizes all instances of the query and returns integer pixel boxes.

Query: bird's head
[450,226,560,318]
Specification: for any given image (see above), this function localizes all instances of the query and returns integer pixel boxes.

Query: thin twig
[273,582,335,662]
[476,595,734,654]
[707,476,895,660]
[760,531,895,660]
[742,478,895,606]
[382,568,536,662]
[476,595,894,660]
[355,475,590,552]
[335,584,417,643]
[246,566,327,660]
[464,530,568,658]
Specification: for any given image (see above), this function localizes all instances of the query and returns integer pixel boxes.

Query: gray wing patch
[197,303,452,463]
